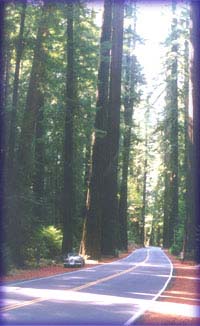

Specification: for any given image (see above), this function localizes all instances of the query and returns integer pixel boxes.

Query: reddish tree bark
[101,0,124,256]
[80,0,112,259]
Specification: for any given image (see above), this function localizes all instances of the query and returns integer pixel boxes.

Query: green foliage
[171,223,184,255]
[4,226,63,271]
[39,225,63,259]
[27,225,62,264]
[170,242,182,256]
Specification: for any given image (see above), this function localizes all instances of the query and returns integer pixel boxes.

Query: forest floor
[1,247,200,325]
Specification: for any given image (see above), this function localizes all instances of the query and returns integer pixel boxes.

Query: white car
[64,252,85,268]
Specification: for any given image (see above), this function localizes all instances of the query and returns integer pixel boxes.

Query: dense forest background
[1,0,200,271]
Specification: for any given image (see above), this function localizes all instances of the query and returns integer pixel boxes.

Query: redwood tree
[182,13,194,258]
[119,30,136,251]
[80,0,112,259]
[62,3,75,254]
[163,0,179,248]
[101,0,124,256]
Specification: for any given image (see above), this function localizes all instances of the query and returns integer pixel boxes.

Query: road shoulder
[134,250,200,325]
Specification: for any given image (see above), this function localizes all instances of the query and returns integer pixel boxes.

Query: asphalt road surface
[1,246,173,325]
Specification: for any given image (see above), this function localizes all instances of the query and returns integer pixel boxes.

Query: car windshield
[68,252,79,257]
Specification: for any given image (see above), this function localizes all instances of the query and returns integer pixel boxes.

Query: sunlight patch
[148,301,200,318]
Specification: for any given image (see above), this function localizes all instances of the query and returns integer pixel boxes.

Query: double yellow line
[2,250,149,312]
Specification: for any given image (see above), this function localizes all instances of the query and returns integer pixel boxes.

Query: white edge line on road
[3,248,144,286]
[124,248,174,326]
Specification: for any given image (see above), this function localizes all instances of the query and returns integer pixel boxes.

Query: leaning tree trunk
[101,0,124,256]
[33,102,45,227]
[62,3,76,254]
[80,0,112,259]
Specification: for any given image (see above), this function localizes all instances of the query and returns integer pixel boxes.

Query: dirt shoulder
[135,250,200,325]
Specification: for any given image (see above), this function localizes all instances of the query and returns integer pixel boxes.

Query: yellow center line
[2,250,149,312]
[1,298,46,312]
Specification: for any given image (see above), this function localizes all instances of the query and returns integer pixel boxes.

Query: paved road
[1,247,173,325]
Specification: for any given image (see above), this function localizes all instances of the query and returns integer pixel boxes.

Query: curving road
[1,246,173,325]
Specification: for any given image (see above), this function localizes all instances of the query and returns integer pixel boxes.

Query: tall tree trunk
[141,156,147,246]
[182,15,194,259]
[140,107,149,247]
[163,0,179,248]
[8,3,50,267]
[62,3,75,254]
[163,169,170,248]
[82,130,93,225]
[80,0,112,259]
[190,1,200,263]
[118,127,130,251]
[118,3,137,252]
[141,169,147,247]
[118,57,135,251]
[4,2,27,251]
[7,1,27,173]
[81,99,95,226]
[169,0,178,247]
[3,47,11,125]
[33,103,45,227]
[101,0,124,256]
